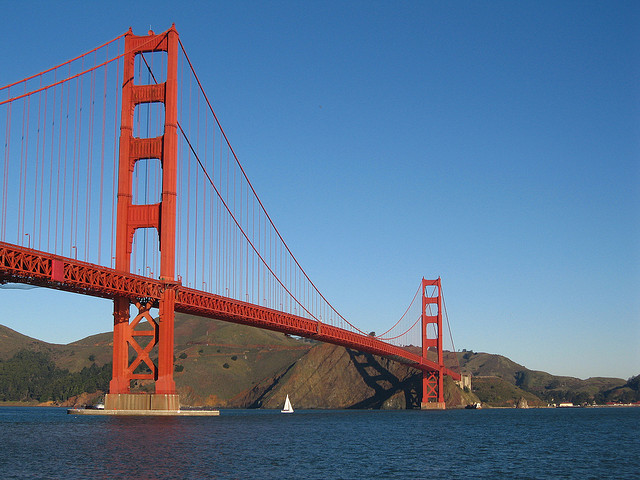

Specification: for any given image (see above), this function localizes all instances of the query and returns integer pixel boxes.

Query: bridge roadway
[0,241,460,380]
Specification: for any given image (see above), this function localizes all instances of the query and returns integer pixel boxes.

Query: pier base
[104,393,180,411]
[68,408,219,416]
[68,393,219,416]
[421,402,446,410]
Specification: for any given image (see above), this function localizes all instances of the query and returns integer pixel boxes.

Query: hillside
[170,314,313,405]
[0,319,636,408]
[0,317,474,408]
[229,343,477,409]
[457,350,628,405]
[0,315,315,406]
[0,325,55,357]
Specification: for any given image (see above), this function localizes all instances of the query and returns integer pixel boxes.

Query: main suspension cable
[177,38,369,335]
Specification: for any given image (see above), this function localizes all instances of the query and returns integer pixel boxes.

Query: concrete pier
[67,393,219,416]
[68,408,219,416]
[104,393,180,411]
[421,402,446,410]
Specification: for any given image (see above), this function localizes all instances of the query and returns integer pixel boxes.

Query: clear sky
[0,1,638,380]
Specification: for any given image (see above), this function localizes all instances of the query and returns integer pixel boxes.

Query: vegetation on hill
[0,350,110,403]
[0,315,313,406]
[0,324,112,372]
[471,376,546,407]
[598,374,640,404]
[458,350,635,406]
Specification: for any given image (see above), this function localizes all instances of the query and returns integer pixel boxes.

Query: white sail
[281,394,294,413]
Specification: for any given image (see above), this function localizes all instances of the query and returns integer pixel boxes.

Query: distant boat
[281,394,294,414]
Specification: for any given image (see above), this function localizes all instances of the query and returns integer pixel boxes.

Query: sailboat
[281,394,294,414]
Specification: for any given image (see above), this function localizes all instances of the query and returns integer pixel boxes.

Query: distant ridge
[458,350,631,406]
[0,324,59,357]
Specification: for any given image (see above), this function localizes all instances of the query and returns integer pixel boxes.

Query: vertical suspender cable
[33,75,42,249]
[17,84,26,244]
[85,56,96,260]
[47,75,56,253]
[201,104,207,291]
[2,88,11,239]
[39,82,47,250]
[76,61,85,256]
[70,69,80,256]
[110,43,120,267]
[185,73,192,286]
[61,67,70,254]
[98,46,108,265]
[232,150,236,297]
[194,92,199,286]
[23,95,31,245]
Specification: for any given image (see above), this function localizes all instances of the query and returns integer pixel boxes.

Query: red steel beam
[0,241,460,380]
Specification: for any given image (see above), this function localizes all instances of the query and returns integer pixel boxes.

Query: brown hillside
[3,318,628,408]
[0,324,53,358]
[170,314,313,406]
[230,343,472,410]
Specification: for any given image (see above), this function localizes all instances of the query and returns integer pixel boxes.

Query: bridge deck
[0,241,459,379]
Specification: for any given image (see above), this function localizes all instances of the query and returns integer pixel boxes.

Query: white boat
[281,394,294,414]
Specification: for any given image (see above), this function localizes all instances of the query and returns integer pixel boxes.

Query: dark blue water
[0,407,638,479]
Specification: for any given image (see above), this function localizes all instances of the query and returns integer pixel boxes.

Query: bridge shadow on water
[346,349,421,409]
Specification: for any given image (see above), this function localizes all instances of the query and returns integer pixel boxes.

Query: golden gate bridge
[0,25,460,411]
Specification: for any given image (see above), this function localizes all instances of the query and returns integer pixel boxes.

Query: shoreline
[2,402,639,410]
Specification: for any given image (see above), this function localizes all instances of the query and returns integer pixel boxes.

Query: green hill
[0,315,314,406]
[0,324,113,374]
[457,350,628,405]
[170,314,313,405]
[0,320,636,408]
[470,376,546,407]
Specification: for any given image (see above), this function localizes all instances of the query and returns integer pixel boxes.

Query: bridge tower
[105,26,180,411]
[421,277,446,409]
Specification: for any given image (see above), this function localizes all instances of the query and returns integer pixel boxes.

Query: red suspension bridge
[0,25,460,410]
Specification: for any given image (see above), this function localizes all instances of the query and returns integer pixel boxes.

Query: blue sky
[0,1,638,380]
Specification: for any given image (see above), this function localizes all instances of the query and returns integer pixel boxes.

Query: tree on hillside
[515,370,533,389]
[570,391,591,405]
[0,350,111,403]
[626,374,640,391]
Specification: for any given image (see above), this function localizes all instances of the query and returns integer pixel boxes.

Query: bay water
[1,406,638,479]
